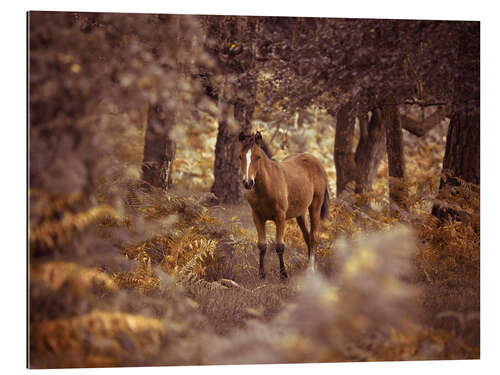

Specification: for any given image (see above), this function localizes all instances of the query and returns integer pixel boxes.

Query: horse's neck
[255,153,277,193]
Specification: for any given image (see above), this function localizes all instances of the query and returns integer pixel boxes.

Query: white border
[3,1,498,374]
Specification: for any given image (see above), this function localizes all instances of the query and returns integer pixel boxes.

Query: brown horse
[238,131,329,279]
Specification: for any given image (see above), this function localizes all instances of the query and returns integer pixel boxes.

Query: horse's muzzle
[243,179,255,190]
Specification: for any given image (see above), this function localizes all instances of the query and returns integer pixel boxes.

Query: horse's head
[238,131,265,190]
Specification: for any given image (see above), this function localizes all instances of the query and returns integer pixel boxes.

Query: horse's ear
[255,131,262,142]
[238,132,246,142]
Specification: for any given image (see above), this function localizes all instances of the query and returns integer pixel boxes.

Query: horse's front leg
[275,212,288,279]
[252,211,267,279]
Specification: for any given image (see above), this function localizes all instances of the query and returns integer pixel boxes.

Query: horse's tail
[320,185,330,220]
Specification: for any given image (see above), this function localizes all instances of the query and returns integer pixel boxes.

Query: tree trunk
[333,104,386,198]
[211,100,254,204]
[438,110,480,186]
[383,103,408,209]
[333,103,356,196]
[431,110,480,220]
[431,21,479,222]
[206,16,258,204]
[141,103,176,191]
[354,107,386,194]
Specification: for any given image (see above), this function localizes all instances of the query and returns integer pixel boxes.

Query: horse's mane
[241,132,273,160]
[256,137,273,160]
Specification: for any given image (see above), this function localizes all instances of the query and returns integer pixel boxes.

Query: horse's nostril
[243,179,254,190]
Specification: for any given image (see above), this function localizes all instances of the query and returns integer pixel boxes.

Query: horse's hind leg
[252,211,267,279]
[275,212,288,280]
[308,200,322,272]
[296,215,311,258]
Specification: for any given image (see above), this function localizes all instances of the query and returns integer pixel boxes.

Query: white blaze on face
[245,149,252,181]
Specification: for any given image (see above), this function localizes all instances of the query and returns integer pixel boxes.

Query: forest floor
[29,111,479,367]
[175,189,480,345]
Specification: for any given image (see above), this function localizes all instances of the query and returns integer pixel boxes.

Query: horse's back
[282,153,328,188]
[280,153,328,218]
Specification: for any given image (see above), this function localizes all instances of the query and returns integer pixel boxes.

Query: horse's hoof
[259,270,266,280]
[280,271,288,280]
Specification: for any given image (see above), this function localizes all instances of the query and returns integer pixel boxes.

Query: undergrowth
[29,172,480,367]
[29,108,479,367]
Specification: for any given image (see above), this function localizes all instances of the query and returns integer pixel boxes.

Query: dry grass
[29,111,479,368]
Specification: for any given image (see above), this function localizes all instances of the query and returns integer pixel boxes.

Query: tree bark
[333,104,386,198]
[141,103,176,191]
[439,110,479,184]
[431,110,480,220]
[400,107,447,137]
[354,107,386,194]
[431,21,479,222]
[383,103,408,209]
[207,17,258,204]
[333,103,357,196]
[211,101,254,204]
